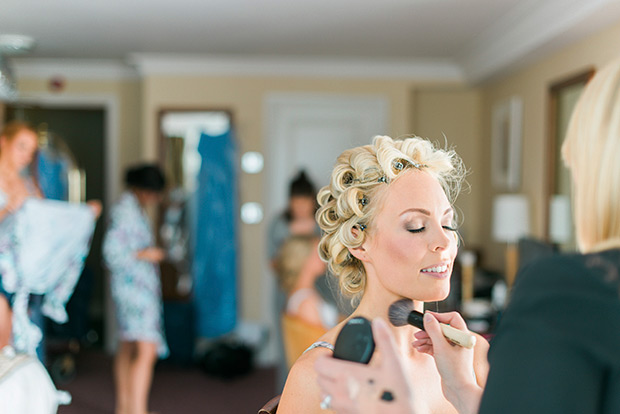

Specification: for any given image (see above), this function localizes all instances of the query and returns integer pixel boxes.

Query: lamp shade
[549,194,572,243]
[492,194,530,242]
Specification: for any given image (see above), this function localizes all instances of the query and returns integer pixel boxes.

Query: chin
[407,288,451,303]
[425,285,451,302]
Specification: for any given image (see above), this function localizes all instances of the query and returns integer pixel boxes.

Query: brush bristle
[388,299,415,327]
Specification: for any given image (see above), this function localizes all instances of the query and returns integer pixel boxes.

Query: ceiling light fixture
[0,34,36,54]
[0,34,35,101]
[0,54,17,101]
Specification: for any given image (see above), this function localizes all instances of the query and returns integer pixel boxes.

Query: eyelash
[407,225,458,233]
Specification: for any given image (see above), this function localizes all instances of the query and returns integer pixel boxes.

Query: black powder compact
[333,316,375,364]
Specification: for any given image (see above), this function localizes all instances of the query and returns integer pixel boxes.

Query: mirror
[545,69,594,249]
[157,109,233,300]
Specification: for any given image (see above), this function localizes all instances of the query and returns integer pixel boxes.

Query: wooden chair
[281,313,327,368]
[258,394,280,414]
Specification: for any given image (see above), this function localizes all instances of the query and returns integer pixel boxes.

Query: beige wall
[478,20,620,271]
[140,74,463,324]
[412,88,483,249]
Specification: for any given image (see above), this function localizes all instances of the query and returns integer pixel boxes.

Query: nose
[429,224,454,252]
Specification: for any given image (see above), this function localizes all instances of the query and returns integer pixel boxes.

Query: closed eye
[407,227,425,233]
[443,226,458,232]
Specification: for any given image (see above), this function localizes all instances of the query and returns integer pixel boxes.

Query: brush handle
[403,310,476,348]
[439,323,476,349]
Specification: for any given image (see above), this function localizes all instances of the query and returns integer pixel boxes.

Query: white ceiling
[3,0,620,83]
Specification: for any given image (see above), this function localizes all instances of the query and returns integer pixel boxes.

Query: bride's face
[358,170,458,302]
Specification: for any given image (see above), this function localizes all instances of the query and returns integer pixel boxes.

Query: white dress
[0,190,96,355]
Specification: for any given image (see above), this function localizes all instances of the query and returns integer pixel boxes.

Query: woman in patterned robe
[103,164,168,414]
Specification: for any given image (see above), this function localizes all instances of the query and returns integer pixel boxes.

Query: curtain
[192,129,238,338]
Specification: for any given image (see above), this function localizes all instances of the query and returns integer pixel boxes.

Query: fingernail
[424,312,433,322]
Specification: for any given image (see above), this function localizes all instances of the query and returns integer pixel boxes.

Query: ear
[348,245,368,262]
[348,227,370,262]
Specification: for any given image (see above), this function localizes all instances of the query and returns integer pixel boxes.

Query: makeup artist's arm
[414,312,484,414]
[314,318,423,414]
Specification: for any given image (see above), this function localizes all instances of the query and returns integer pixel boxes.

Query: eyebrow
[400,207,453,217]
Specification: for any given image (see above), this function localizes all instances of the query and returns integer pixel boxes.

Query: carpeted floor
[55,349,277,414]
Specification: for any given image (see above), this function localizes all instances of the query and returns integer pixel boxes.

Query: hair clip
[412,161,427,169]
[344,173,362,186]
[359,196,369,206]
[358,224,367,232]
[377,176,388,184]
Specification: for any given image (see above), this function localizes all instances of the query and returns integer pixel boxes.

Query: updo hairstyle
[315,135,465,301]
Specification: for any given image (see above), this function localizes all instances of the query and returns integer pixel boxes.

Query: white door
[259,93,388,364]
[266,93,389,215]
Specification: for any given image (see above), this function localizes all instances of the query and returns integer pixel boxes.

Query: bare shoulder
[277,346,333,414]
[277,324,344,414]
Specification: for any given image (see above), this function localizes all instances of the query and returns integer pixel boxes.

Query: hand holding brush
[414,311,485,414]
[388,298,476,349]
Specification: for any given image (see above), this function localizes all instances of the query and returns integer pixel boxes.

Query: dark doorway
[4,105,107,346]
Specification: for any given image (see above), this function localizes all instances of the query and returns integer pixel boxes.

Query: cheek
[16,147,32,160]
[374,232,423,265]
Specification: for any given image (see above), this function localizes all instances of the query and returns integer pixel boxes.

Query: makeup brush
[388,299,476,349]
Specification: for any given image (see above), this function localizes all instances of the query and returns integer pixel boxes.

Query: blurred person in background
[269,170,327,388]
[0,120,100,357]
[103,164,168,414]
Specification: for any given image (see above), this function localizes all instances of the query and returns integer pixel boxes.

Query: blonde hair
[316,135,466,301]
[562,58,620,253]
[275,235,319,294]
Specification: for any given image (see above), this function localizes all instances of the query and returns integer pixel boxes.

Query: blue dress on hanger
[193,130,238,338]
